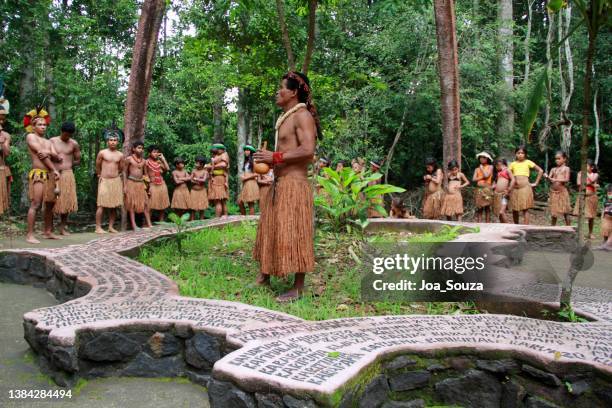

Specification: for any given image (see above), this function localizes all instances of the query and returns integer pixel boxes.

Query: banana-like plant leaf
[522,69,549,139]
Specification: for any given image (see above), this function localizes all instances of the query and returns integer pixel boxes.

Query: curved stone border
[0,216,610,406]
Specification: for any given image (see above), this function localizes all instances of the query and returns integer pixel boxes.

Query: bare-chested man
[25,111,61,243]
[0,103,11,216]
[95,131,124,233]
[253,72,319,302]
[208,143,229,218]
[124,141,152,230]
[49,122,81,235]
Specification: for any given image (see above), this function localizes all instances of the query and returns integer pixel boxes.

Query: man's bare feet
[276,288,303,303]
[95,227,107,234]
[255,273,271,287]
[42,233,62,240]
[26,235,41,244]
[108,227,119,233]
[60,229,71,236]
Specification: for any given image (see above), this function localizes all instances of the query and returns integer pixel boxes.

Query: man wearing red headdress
[24,108,61,243]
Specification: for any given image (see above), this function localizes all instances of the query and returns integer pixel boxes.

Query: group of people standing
[417,146,610,243]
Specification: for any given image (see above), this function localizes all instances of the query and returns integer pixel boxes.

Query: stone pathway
[0,282,209,408]
[0,216,610,407]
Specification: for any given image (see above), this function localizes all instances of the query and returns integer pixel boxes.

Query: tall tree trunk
[433,0,462,168]
[384,97,409,184]
[538,12,555,151]
[247,113,254,145]
[236,89,247,192]
[559,5,574,153]
[123,0,165,152]
[122,0,165,230]
[498,0,514,142]
[593,87,599,165]
[213,101,223,142]
[560,31,597,306]
[257,114,264,149]
[276,0,296,71]
[524,0,535,82]
[302,0,318,74]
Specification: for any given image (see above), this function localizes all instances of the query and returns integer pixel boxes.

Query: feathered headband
[23,106,51,133]
[103,122,124,143]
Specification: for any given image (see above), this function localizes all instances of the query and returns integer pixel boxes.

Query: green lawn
[138,221,479,320]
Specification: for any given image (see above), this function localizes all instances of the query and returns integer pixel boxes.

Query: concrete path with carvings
[0,282,209,408]
[0,216,610,406]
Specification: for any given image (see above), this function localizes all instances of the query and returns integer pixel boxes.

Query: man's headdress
[211,143,226,151]
[103,122,124,143]
[23,106,51,132]
[244,144,256,153]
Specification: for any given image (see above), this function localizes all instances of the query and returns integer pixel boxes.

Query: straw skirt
[125,179,148,213]
[422,190,443,219]
[190,187,208,211]
[149,182,170,210]
[602,215,612,238]
[97,177,123,208]
[441,191,463,217]
[254,175,314,277]
[239,177,260,203]
[171,184,191,209]
[474,187,493,208]
[548,188,571,217]
[53,169,78,214]
[0,167,8,215]
[573,194,598,219]
[208,175,228,200]
[510,184,534,211]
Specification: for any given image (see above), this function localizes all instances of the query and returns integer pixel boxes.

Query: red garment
[497,169,510,180]
[146,159,163,185]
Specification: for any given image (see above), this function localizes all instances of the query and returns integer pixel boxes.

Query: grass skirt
[492,192,507,216]
[509,184,533,211]
[125,179,148,213]
[573,194,598,219]
[258,185,271,210]
[367,196,385,218]
[602,215,612,238]
[0,167,8,214]
[548,188,571,218]
[422,189,443,219]
[28,169,53,203]
[190,187,208,210]
[441,191,463,216]
[149,182,170,210]
[253,175,315,277]
[54,169,78,214]
[171,184,191,209]
[474,187,493,208]
[208,175,228,200]
[239,177,260,203]
[97,177,123,208]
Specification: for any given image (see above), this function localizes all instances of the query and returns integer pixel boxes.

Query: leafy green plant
[557,305,589,323]
[158,212,191,255]
[315,167,406,233]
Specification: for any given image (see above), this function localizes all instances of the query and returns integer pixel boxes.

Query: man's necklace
[274,103,306,151]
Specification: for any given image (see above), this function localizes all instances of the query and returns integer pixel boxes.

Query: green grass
[139,221,479,320]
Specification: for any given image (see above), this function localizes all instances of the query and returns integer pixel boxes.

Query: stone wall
[208,352,612,407]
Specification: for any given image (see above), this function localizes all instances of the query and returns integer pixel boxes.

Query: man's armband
[272,152,284,166]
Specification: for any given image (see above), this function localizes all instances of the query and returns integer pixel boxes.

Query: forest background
[0,0,609,214]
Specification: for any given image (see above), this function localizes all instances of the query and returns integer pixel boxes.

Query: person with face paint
[171,157,192,217]
[473,152,494,223]
[544,150,572,226]
[23,107,60,243]
[238,144,260,216]
[208,143,230,218]
[95,126,125,233]
[573,159,600,239]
